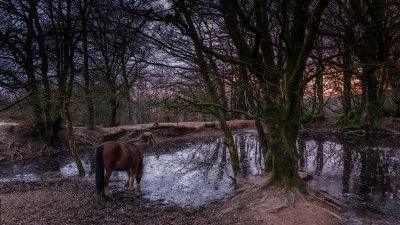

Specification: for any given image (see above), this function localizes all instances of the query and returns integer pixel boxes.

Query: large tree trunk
[107,70,118,127]
[392,84,400,116]
[58,0,85,176]
[388,64,400,116]
[62,103,85,176]
[217,115,241,178]
[268,124,301,187]
[362,64,381,128]
[230,66,247,119]
[316,67,324,119]
[125,86,133,124]
[209,56,228,115]
[342,48,353,118]
[109,92,118,127]
[266,67,303,186]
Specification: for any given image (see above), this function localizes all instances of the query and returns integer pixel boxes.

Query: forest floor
[0,119,344,225]
[1,177,341,225]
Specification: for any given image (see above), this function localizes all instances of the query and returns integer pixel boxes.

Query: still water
[0,129,399,224]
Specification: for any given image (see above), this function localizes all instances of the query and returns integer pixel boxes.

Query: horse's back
[99,141,143,171]
[125,142,143,160]
[100,141,122,169]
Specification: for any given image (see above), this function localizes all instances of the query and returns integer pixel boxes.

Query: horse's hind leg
[135,162,143,191]
[104,169,113,198]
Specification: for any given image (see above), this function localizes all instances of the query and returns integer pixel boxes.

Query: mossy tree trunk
[106,68,118,127]
[347,0,387,129]
[217,115,241,177]
[267,124,301,187]
[62,103,85,177]
[388,63,400,116]
[218,0,328,187]
[316,66,325,119]
[361,64,381,128]
[342,42,353,120]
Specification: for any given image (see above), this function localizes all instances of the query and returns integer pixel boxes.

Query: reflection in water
[359,148,378,195]
[315,139,324,176]
[60,160,92,177]
[342,144,352,193]
[0,153,90,182]
[0,135,263,207]
[357,147,393,198]
[141,139,234,206]
[298,137,306,170]
[235,134,264,177]
[302,137,400,224]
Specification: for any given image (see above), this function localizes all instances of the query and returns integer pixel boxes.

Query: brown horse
[95,141,144,203]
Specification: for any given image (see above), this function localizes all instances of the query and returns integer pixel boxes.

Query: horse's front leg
[125,171,131,191]
[130,170,135,191]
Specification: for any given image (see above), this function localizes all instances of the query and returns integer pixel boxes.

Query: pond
[299,133,400,225]
[0,129,399,224]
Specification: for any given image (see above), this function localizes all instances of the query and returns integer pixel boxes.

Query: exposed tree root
[308,189,341,210]
[218,185,304,218]
[344,129,366,136]
[312,204,343,222]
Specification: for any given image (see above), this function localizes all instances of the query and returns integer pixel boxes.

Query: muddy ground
[1,177,341,225]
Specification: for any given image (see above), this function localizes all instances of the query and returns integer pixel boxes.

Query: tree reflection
[353,142,393,198]
[298,138,306,170]
[315,138,324,176]
[238,135,249,176]
[342,141,352,194]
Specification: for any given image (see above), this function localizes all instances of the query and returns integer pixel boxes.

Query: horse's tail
[95,145,104,195]
[138,157,144,178]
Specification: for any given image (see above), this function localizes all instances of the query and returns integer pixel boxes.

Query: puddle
[0,130,399,223]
